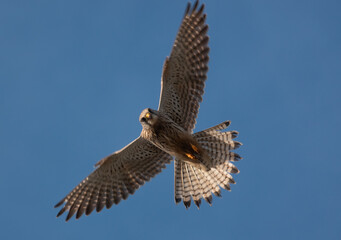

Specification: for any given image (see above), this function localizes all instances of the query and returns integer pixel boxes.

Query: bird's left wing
[55,137,172,221]
[158,0,209,133]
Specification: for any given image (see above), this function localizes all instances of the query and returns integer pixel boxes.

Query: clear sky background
[1,0,340,239]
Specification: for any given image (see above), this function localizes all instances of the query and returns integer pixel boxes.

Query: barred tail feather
[174,121,242,208]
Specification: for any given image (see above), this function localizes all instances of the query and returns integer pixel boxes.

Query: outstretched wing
[55,137,172,221]
[158,0,209,133]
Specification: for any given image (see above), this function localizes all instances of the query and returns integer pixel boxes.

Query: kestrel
[55,0,242,221]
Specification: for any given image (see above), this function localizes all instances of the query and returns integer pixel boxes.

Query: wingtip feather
[54,199,65,208]
[192,0,199,13]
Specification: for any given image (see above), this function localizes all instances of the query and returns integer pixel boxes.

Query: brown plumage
[140,108,210,171]
[55,0,242,221]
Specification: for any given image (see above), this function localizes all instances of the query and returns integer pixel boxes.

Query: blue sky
[1,0,340,239]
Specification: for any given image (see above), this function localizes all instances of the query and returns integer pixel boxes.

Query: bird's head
[139,108,159,129]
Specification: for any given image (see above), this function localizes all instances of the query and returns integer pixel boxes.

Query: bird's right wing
[54,137,172,221]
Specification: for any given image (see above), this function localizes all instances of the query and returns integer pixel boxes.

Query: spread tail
[174,121,242,208]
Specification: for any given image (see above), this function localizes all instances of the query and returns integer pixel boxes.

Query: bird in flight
[55,0,242,221]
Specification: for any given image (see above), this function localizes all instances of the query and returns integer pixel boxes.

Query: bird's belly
[156,136,197,159]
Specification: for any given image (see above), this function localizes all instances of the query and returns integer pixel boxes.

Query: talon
[185,153,195,159]
[191,143,199,153]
